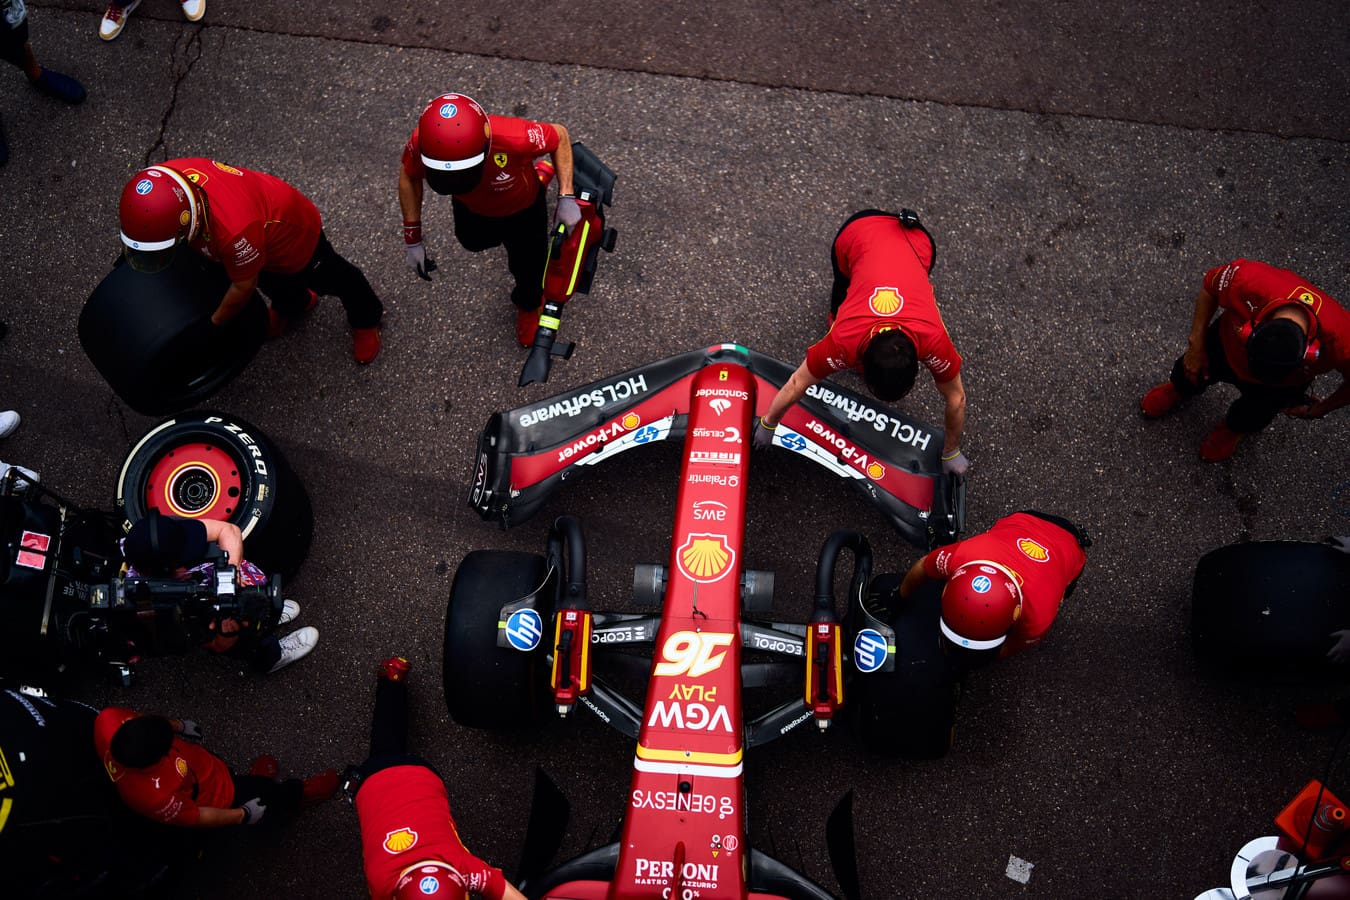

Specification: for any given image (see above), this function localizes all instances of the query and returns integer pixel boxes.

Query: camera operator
[121,510,317,674]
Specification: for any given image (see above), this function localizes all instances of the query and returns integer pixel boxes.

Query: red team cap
[118,165,202,272]
[939,560,1023,650]
[417,93,491,171]
[393,861,462,900]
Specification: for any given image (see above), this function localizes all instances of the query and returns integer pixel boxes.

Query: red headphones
[1237,301,1321,364]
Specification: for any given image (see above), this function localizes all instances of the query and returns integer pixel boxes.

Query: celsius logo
[439,103,457,118]
[709,399,731,415]
[135,179,154,194]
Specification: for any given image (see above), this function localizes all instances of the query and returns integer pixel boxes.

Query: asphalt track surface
[2,2,1348,898]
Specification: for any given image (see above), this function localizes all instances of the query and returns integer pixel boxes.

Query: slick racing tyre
[78,252,267,416]
[115,411,312,581]
[1191,541,1350,671]
[852,575,958,759]
[443,550,549,729]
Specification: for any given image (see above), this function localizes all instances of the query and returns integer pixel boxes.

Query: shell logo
[175,757,188,778]
[868,287,904,317]
[212,161,243,176]
[622,412,641,430]
[677,533,735,583]
[1017,538,1050,562]
[179,210,192,227]
[866,462,885,480]
[383,827,419,853]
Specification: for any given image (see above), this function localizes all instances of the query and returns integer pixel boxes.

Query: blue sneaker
[33,69,87,105]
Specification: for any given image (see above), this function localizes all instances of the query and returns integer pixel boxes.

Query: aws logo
[868,287,904,316]
[1018,538,1050,562]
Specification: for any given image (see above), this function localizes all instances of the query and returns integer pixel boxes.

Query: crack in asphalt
[143,23,206,166]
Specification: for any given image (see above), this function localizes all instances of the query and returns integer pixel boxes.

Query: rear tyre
[1191,541,1350,670]
[79,253,267,416]
[115,411,312,581]
[852,575,958,758]
[443,550,549,729]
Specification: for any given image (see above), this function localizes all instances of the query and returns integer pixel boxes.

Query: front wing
[469,344,964,548]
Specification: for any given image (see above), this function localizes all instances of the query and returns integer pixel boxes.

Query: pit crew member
[351,655,526,900]
[755,209,970,474]
[122,510,317,674]
[93,706,336,828]
[398,92,577,347]
[118,158,385,363]
[898,511,1090,665]
[1140,259,1349,461]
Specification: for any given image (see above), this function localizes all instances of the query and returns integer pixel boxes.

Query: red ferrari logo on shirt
[383,827,419,853]
[868,287,904,316]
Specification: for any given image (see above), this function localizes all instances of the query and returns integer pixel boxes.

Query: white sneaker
[0,411,19,439]
[99,0,141,41]
[0,461,39,492]
[278,599,300,626]
[269,626,318,673]
[180,0,205,21]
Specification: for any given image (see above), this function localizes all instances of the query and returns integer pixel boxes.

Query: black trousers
[259,230,383,328]
[230,773,303,824]
[0,18,28,68]
[354,677,438,794]
[452,186,548,311]
[1167,321,1309,434]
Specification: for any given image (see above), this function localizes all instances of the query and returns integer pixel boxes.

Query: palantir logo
[505,609,544,651]
[709,398,731,415]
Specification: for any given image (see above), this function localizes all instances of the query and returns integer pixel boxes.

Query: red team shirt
[921,513,1087,658]
[92,707,234,827]
[1205,258,1349,385]
[356,764,507,900]
[806,215,962,383]
[401,115,560,218]
[167,157,323,281]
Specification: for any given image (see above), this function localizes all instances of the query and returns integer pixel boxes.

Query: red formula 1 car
[445,344,966,899]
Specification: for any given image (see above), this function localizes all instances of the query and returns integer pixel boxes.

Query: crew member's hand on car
[941,447,970,476]
[752,416,777,450]
[556,195,582,235]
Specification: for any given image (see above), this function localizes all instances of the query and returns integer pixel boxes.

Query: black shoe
[33,68,87,104]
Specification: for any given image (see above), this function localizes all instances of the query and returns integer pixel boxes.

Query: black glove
[752,417,777,450]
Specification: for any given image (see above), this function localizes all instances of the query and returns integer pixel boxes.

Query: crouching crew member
[118,159,385,363]
[898,511,1090,665]
[398,92,577,347]
[352,656,526,899]
[755,209,969,474]
[1140,259,1349,461]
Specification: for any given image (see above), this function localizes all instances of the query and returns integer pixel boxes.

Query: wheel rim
[144,441,244,520]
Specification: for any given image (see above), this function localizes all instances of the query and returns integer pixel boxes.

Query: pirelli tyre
[78,252,267,416]
[115,411,313,581]
[851,575,959,759]
[1191,541,1350,670]
[443,550,550,730]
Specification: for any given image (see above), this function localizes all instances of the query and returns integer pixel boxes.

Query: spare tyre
[78,252,267,416]
[1191,540,1350,671]
[115,411,312,580]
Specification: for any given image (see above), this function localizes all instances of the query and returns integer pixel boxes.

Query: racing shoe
[32,69,87,105]
[352,326,381,364]
[535,159,555,188]
[1199,423,1244,462]
[1139,381,1181,418]
[302,769,339,805]
[267,290,319,339]
[268,626,318,674]
[0,461,40,492]
[377,656,411,683]
[249,754,279,778]
[0,410,19,439]
[180,0,206,21]
[516,307,541,347]
[278,599,300,626]
[100,1,140,40]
